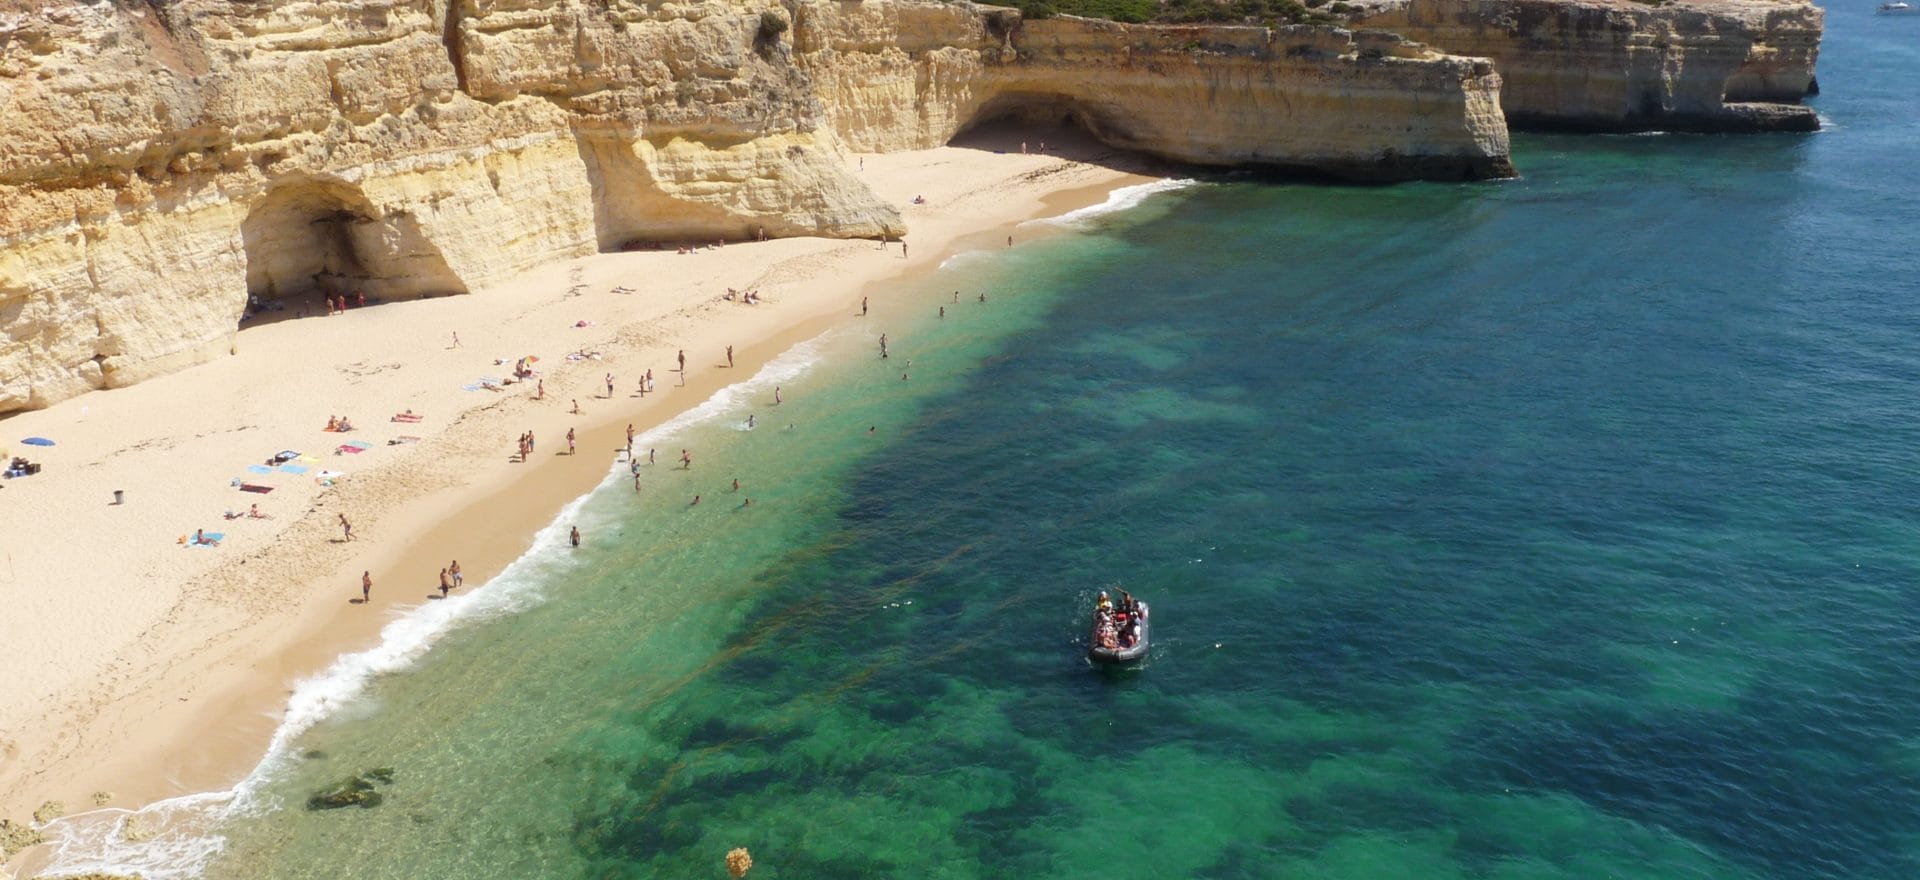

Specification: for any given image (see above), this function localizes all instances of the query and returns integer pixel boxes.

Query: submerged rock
[306,767,397,811]
[32,800,66,824]
[1,818,46,859]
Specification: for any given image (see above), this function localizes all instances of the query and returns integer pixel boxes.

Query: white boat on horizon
[1879,1,1918,14]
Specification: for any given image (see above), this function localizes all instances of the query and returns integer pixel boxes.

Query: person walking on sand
[726,345,734,368]
[451,331,461,349]
[627,423,636,444]
[605,373,615,398]
[570,525,581,547]
[439,568,452,599]
[361,571,372,603]
[567,427,577,456]
[645,369,655,393]
[537,378,545,400]
[451,560,463,588]
[677,350,686,373]
[339,514,354,541]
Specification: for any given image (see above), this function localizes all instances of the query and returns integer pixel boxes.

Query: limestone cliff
[0,0,895,411]
[798,2,1513,180]
[0,0,1511,414]
[1352,0,1822,132]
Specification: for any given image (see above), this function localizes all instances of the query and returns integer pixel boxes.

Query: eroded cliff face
[0,0,1511,413]
[798,2,1513,180]
[1352,0,1822,132]
[0,0,896,411]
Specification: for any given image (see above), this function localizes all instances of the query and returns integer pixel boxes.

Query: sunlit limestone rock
[798,2,1515,180]
[0,0,1518,412]
[1351,0,1823,132]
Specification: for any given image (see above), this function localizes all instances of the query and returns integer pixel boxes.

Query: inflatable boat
[1088,600,1149,664]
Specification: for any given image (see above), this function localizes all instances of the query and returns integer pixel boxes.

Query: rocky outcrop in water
[1,0,1511,413]
[1352,0,1822,132]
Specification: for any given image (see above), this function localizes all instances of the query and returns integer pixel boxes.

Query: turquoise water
[57,6,1920,879]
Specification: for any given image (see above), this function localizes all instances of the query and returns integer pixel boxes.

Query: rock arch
[240,178,468,306]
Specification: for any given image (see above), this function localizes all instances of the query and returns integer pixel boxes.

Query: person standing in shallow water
[570,525,581,547]
[439,568,452,598]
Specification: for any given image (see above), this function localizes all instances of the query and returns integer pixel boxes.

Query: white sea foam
[937,250,996,272]
[30,336,830,880]
[1028,178,1200,228]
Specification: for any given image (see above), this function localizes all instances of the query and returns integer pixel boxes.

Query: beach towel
[183,532,225,548]
[273,450,301,463]
[336,445,366,455]
[20,437,54,447]
[388,436,422,445]
[246,464,273,475]
[345,440,373,449]
[277,463,310,475]
[239,483,275,494]
[392,413,424,423]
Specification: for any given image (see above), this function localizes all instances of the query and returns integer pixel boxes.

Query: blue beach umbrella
[20,437,54,447]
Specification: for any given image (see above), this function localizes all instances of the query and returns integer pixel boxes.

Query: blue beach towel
[20,437,54,447]
[185,532,225,548]
[246,464,273,475]
[277,463,310,475]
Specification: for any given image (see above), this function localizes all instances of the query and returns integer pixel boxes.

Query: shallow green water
[46,7,1920,878]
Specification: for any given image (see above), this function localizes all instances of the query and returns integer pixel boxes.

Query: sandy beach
[0,133,1158,858]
